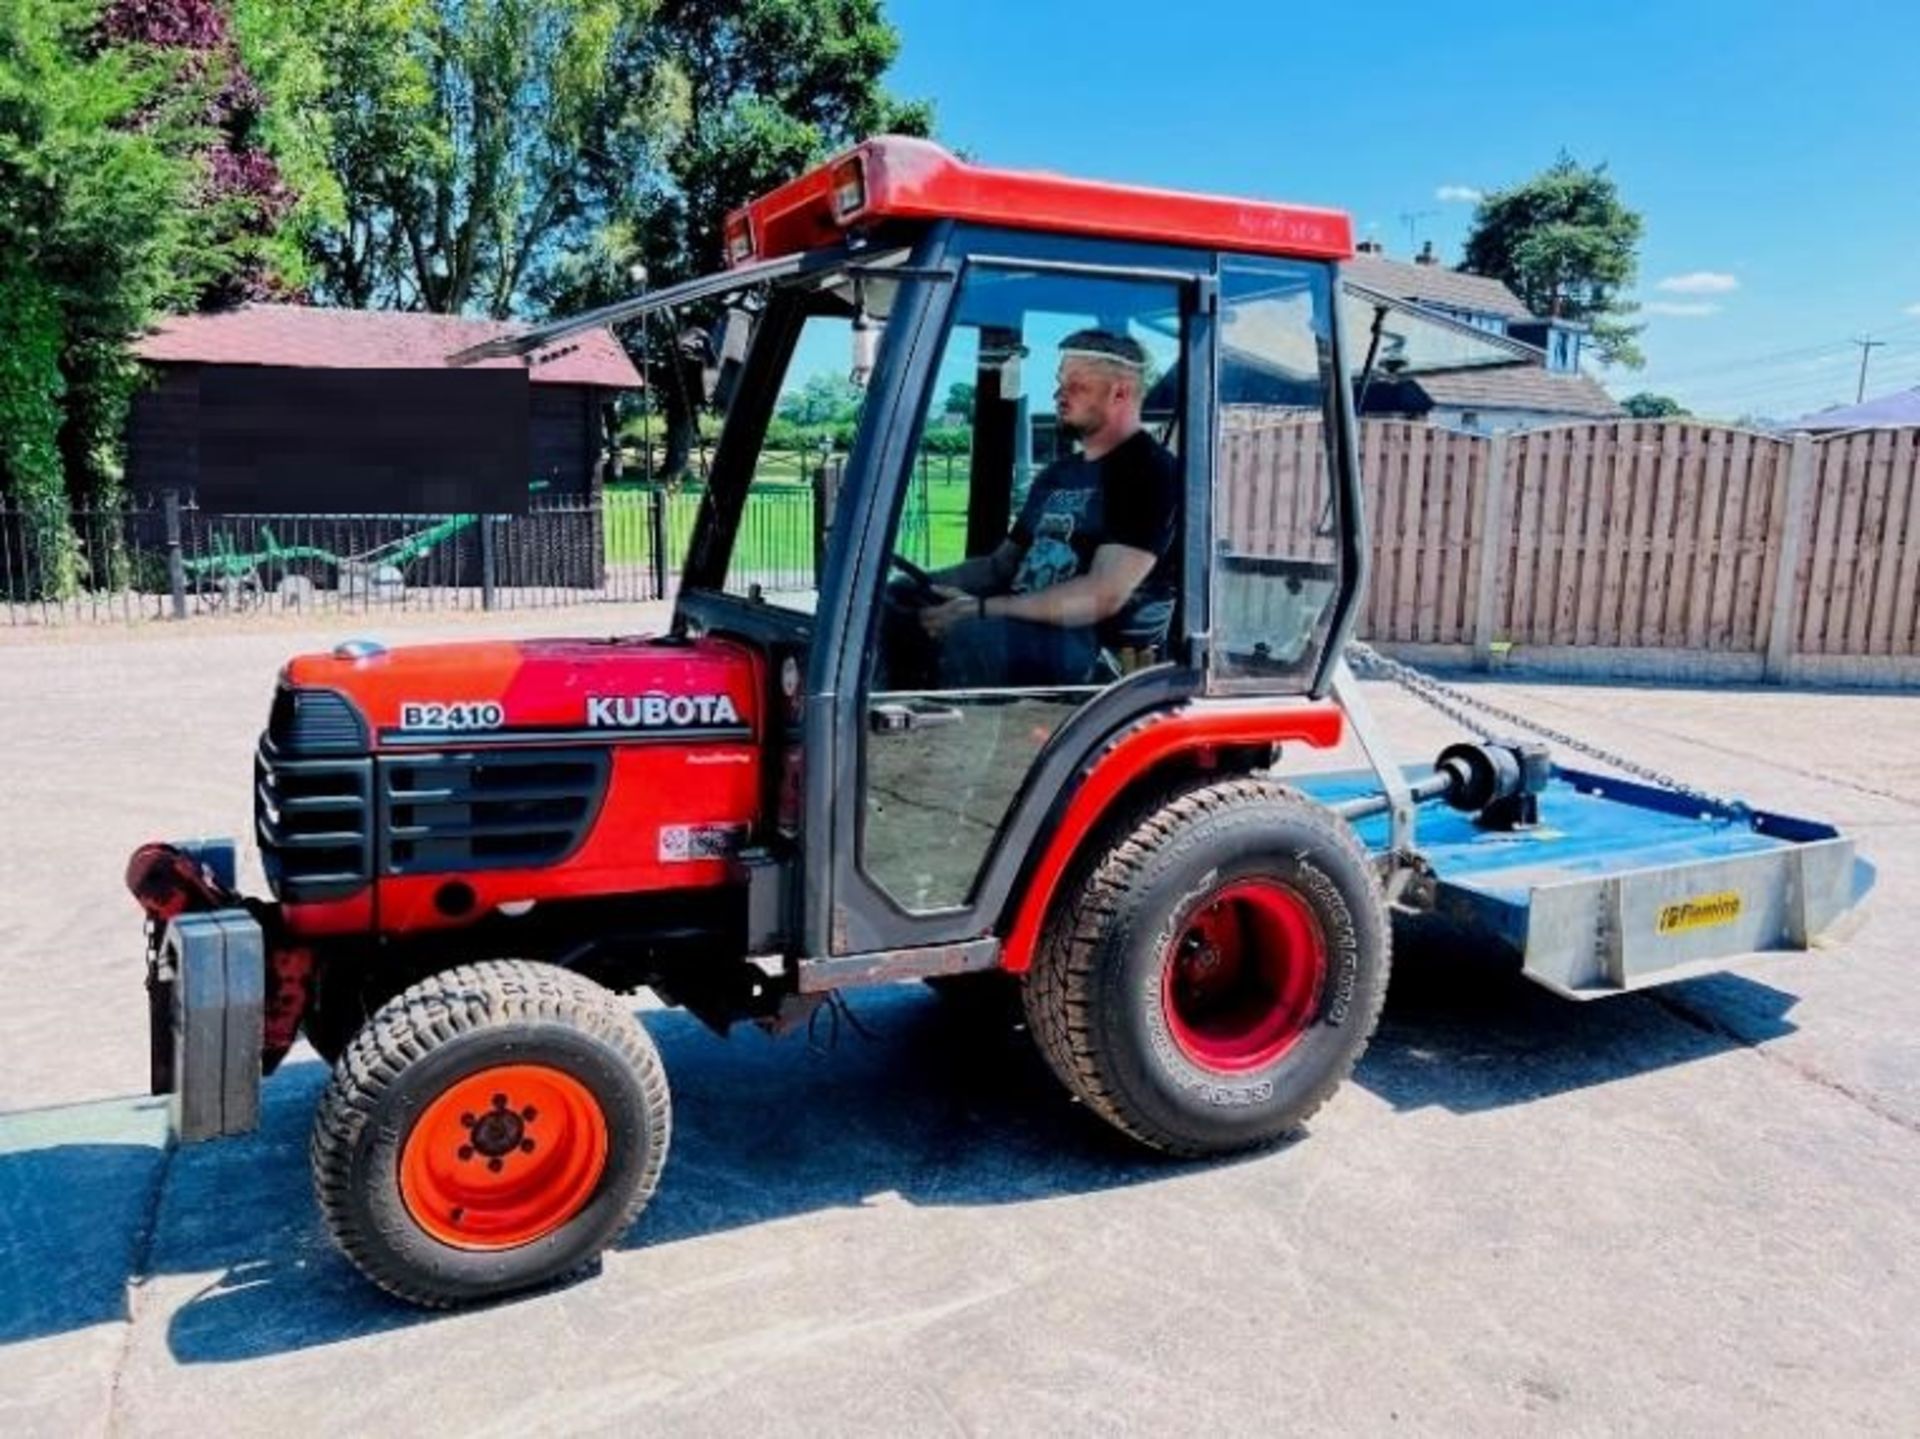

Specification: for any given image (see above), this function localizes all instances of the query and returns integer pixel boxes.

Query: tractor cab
[472,137,1367,970]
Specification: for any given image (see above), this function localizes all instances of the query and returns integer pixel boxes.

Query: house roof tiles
[1345,253,1533,321]
[1412,365,1624,417]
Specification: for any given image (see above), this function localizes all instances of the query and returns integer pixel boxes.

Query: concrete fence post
[1471,431,1510,670]
[163,488,187,621]
[1764,433,1816,683]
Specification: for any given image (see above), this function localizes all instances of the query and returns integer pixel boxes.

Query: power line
[1632,316,1920,389]
[1665,344,1920,400]
[1644,341,1920,406]
[1680,356,1920,417]
[1636,339,1857,387]
[1707,347,1920,398]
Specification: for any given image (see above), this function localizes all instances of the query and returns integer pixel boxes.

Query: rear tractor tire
[310,960,670,1308]
[1024,778,1390,1157]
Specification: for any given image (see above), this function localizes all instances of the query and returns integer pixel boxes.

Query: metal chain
[1345,642,1747,817]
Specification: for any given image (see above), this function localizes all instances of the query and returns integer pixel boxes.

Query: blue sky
[883,0,1920,421]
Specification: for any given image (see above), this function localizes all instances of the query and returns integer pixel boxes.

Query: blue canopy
[1793,386,1920,430]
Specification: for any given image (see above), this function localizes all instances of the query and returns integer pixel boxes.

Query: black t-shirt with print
[1008,429,1180,648]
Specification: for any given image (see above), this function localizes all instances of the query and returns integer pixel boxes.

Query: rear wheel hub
[1161,879,1328,1073]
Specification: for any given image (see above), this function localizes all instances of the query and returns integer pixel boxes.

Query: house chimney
[1356,237,1384,254]
[1415,240,1438,267]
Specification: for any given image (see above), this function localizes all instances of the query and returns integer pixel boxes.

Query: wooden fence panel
[1441,430,1482,642]
[1215,416,1916,667]
[1799,426,1920,658]
[1751,436,1791,657]
[1640,424,1680,645]
[1802,435,1851,653]
[1690,424,1725,643]
[1615,425,1654,646]
[1504,429,1540,640]
[1345,423,1494,644]
[1728,430,1758,649]
[1886,430,1920,655]
[1863,429,1902,654]
[1831,432,1870,651]
[1729,427,1779,651]
[1414,428,1445,643]
[1357,420,1386,635]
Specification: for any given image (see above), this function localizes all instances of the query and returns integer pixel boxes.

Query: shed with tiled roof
[127,304,642,512]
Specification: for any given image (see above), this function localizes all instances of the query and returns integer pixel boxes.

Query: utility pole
[1853,336,1887,403]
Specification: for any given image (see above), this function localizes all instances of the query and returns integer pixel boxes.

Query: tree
[1621,391,1688,419]
[943,381,975,422]
[1462,154,1644,369]
[0,0,323,549]
[48,0,333,513]
[0,0,198,538]
[777,371,863,427]
[292,0,670,316]
[533,0,932,476]
[278,0,929,469]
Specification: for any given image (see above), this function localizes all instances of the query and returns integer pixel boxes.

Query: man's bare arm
[985,544,1155,628]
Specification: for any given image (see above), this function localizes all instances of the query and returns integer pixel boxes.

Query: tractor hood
[278,634,763,750]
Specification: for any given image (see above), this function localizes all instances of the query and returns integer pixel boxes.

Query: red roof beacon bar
[723,136,1355,268]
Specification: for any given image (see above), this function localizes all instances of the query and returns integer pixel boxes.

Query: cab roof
[724,137,1354,269]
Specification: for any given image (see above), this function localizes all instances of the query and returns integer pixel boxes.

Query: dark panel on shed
[196,366,530,514]
[128,370,202,493]
[529,385,591,497]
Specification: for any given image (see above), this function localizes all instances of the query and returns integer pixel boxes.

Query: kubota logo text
[587,693,742,728]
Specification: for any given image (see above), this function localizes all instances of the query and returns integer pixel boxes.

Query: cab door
[820,239,1211,957]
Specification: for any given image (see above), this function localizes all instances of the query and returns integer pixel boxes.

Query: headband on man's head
[1058,328,1149,373]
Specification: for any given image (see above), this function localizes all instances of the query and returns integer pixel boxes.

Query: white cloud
[1905,302,1920,318]
[1435,185,1483,204]
[1656,271,1740,294]
[1643,301,1722,318]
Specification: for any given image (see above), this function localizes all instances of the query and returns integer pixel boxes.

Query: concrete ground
[1,605,1916,1437]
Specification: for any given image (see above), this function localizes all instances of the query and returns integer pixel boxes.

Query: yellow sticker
[1656,891,1743,935]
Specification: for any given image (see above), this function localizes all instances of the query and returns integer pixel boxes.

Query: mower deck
[1292,765,1875,999]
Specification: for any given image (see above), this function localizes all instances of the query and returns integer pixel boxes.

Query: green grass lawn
[604,463,973,579]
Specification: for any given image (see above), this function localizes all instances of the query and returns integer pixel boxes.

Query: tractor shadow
[0,956,1796,1366]
[149,992,1184,1364]
[623,984,1169,1253]
[1354,928,1800,1114]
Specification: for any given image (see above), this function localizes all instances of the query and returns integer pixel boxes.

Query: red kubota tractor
[130,138,1871,1308]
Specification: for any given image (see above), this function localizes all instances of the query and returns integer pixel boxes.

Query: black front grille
[267,686,368,754]
[379,749,610,875]
[256,743,374,901]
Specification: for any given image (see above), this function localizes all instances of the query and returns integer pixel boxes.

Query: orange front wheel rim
[399,1064,610,1251]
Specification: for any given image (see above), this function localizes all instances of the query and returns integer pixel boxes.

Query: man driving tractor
[886,328,1180,689]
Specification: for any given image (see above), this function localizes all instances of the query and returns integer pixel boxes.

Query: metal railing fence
[2,450,968,627]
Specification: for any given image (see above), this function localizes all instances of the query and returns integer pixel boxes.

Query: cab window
[859,263,1186,914]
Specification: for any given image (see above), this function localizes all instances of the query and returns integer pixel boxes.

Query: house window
[1548,328,1578,373]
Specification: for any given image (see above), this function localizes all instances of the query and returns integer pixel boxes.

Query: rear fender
[998,700,1345,971]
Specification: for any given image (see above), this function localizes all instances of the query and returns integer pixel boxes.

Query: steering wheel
[888,552,942,601]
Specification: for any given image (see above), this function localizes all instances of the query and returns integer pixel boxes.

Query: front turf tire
[310,960,669,1308]
[1024,778,1390,1157]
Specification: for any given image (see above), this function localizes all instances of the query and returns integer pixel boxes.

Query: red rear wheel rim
[1161,879,1327,1073]
[400,1064,609,1251]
